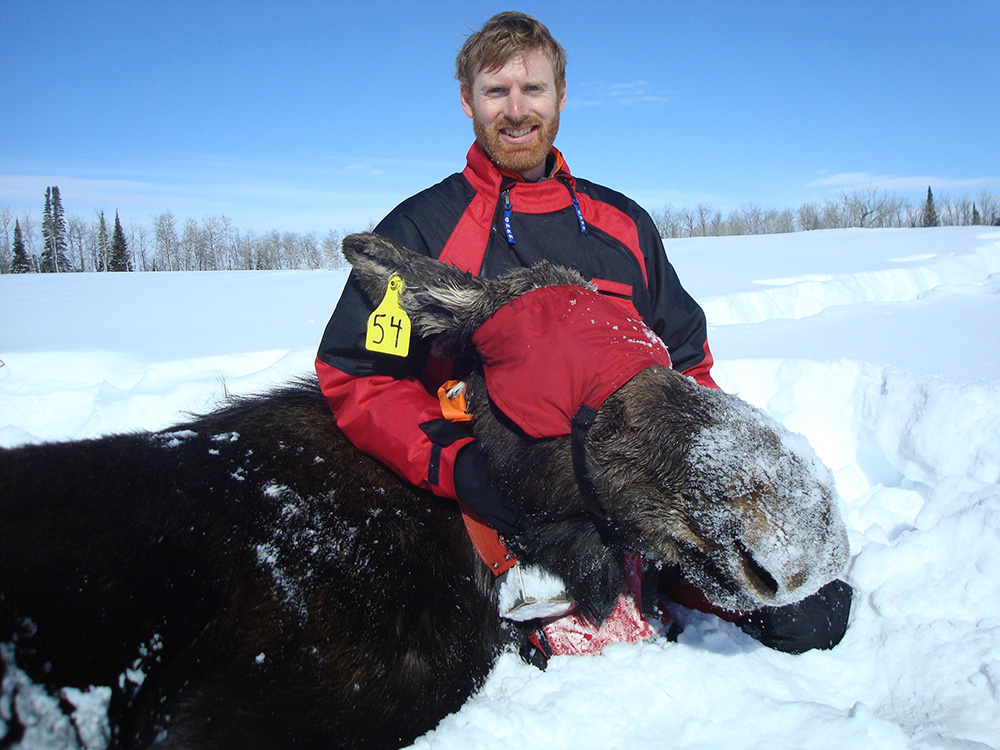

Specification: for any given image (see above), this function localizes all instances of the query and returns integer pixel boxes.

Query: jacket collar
[463,142,574,197]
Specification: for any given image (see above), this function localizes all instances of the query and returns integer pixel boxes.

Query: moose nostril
[736,540,779,599]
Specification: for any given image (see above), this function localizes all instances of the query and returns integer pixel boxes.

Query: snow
[2,226,1000,749]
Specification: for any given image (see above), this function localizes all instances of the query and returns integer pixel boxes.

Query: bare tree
[735,203,764,235]
[280,232,300,270]
[129,222,152,272]
[322,229,344,269]
[180,218,202,271]
[842,186,875,227]
[975,190,1000,226]
[201,216,227,271]
[234,227,255,270]
[152,212,179,271]
[19,212,40,272]
[797,202,822,231]
[66,215,90,272]
[254,230,281,270]
[770,208,797,234]
[298,231,323,270]
[216,215,237,270]
[651,204,681,239]
[677,207,696,237]
[694,203,716,236]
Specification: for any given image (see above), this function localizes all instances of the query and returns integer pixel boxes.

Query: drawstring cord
[501,181,587,246]
[502,189,516,245]
[566,181,588,236]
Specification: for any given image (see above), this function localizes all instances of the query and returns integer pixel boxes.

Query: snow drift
[2,226,999,749]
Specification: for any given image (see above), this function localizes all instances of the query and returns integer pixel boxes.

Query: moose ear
[341,233,489,350]
[342,232,429,301]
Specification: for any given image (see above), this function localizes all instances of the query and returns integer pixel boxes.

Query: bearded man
[316,11,850,657]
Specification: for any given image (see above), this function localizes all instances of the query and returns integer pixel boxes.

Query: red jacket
[316,143,717,503]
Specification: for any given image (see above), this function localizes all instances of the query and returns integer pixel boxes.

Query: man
[316,11,850,654]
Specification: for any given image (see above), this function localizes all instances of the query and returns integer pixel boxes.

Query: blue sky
[3,0,998,234]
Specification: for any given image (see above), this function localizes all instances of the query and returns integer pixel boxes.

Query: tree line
[651,185,1000,239]
[1,188,350,274]
[2,185,999,274]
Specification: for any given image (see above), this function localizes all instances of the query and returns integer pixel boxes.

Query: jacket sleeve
[315,215,475,501]
[636,210,719,389]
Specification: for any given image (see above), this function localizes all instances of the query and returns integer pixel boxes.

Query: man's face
[461,48,567,181]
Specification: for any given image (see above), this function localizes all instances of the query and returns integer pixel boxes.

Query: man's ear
[558,81,567,113]
[460,84,475,119]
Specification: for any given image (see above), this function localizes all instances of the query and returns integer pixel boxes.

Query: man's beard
[473,109,560,177]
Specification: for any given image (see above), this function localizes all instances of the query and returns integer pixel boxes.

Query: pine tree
[40,186,70,272]
[109,212,133,271]
[40,188,52,267]
[10,220,32,273]
[972,203,981,225]
[921,186,940,228]
[96,211,110,271]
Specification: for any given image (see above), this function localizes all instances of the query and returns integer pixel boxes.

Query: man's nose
[503,90,526,121]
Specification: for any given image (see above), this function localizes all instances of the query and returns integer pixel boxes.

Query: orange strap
[460,504,518,576]
[437,380,474,422]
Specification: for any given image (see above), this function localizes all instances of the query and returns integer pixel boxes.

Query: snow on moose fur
[0,233,848,749]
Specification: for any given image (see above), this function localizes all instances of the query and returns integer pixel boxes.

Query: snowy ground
[2,226,999,749]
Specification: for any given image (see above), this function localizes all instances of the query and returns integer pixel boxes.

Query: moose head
[343,232,849,620]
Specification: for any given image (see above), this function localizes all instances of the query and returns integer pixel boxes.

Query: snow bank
[2,227,999,749]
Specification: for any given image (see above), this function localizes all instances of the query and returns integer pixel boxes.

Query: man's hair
[455,11,567,92]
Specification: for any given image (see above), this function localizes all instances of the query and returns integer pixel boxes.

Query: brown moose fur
[0,233,847,749]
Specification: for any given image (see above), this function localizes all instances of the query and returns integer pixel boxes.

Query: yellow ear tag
[365,275,411,357]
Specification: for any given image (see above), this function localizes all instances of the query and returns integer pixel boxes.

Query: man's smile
[501,124,537,141]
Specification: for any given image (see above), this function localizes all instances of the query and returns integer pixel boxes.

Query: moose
[1,233,848,749]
